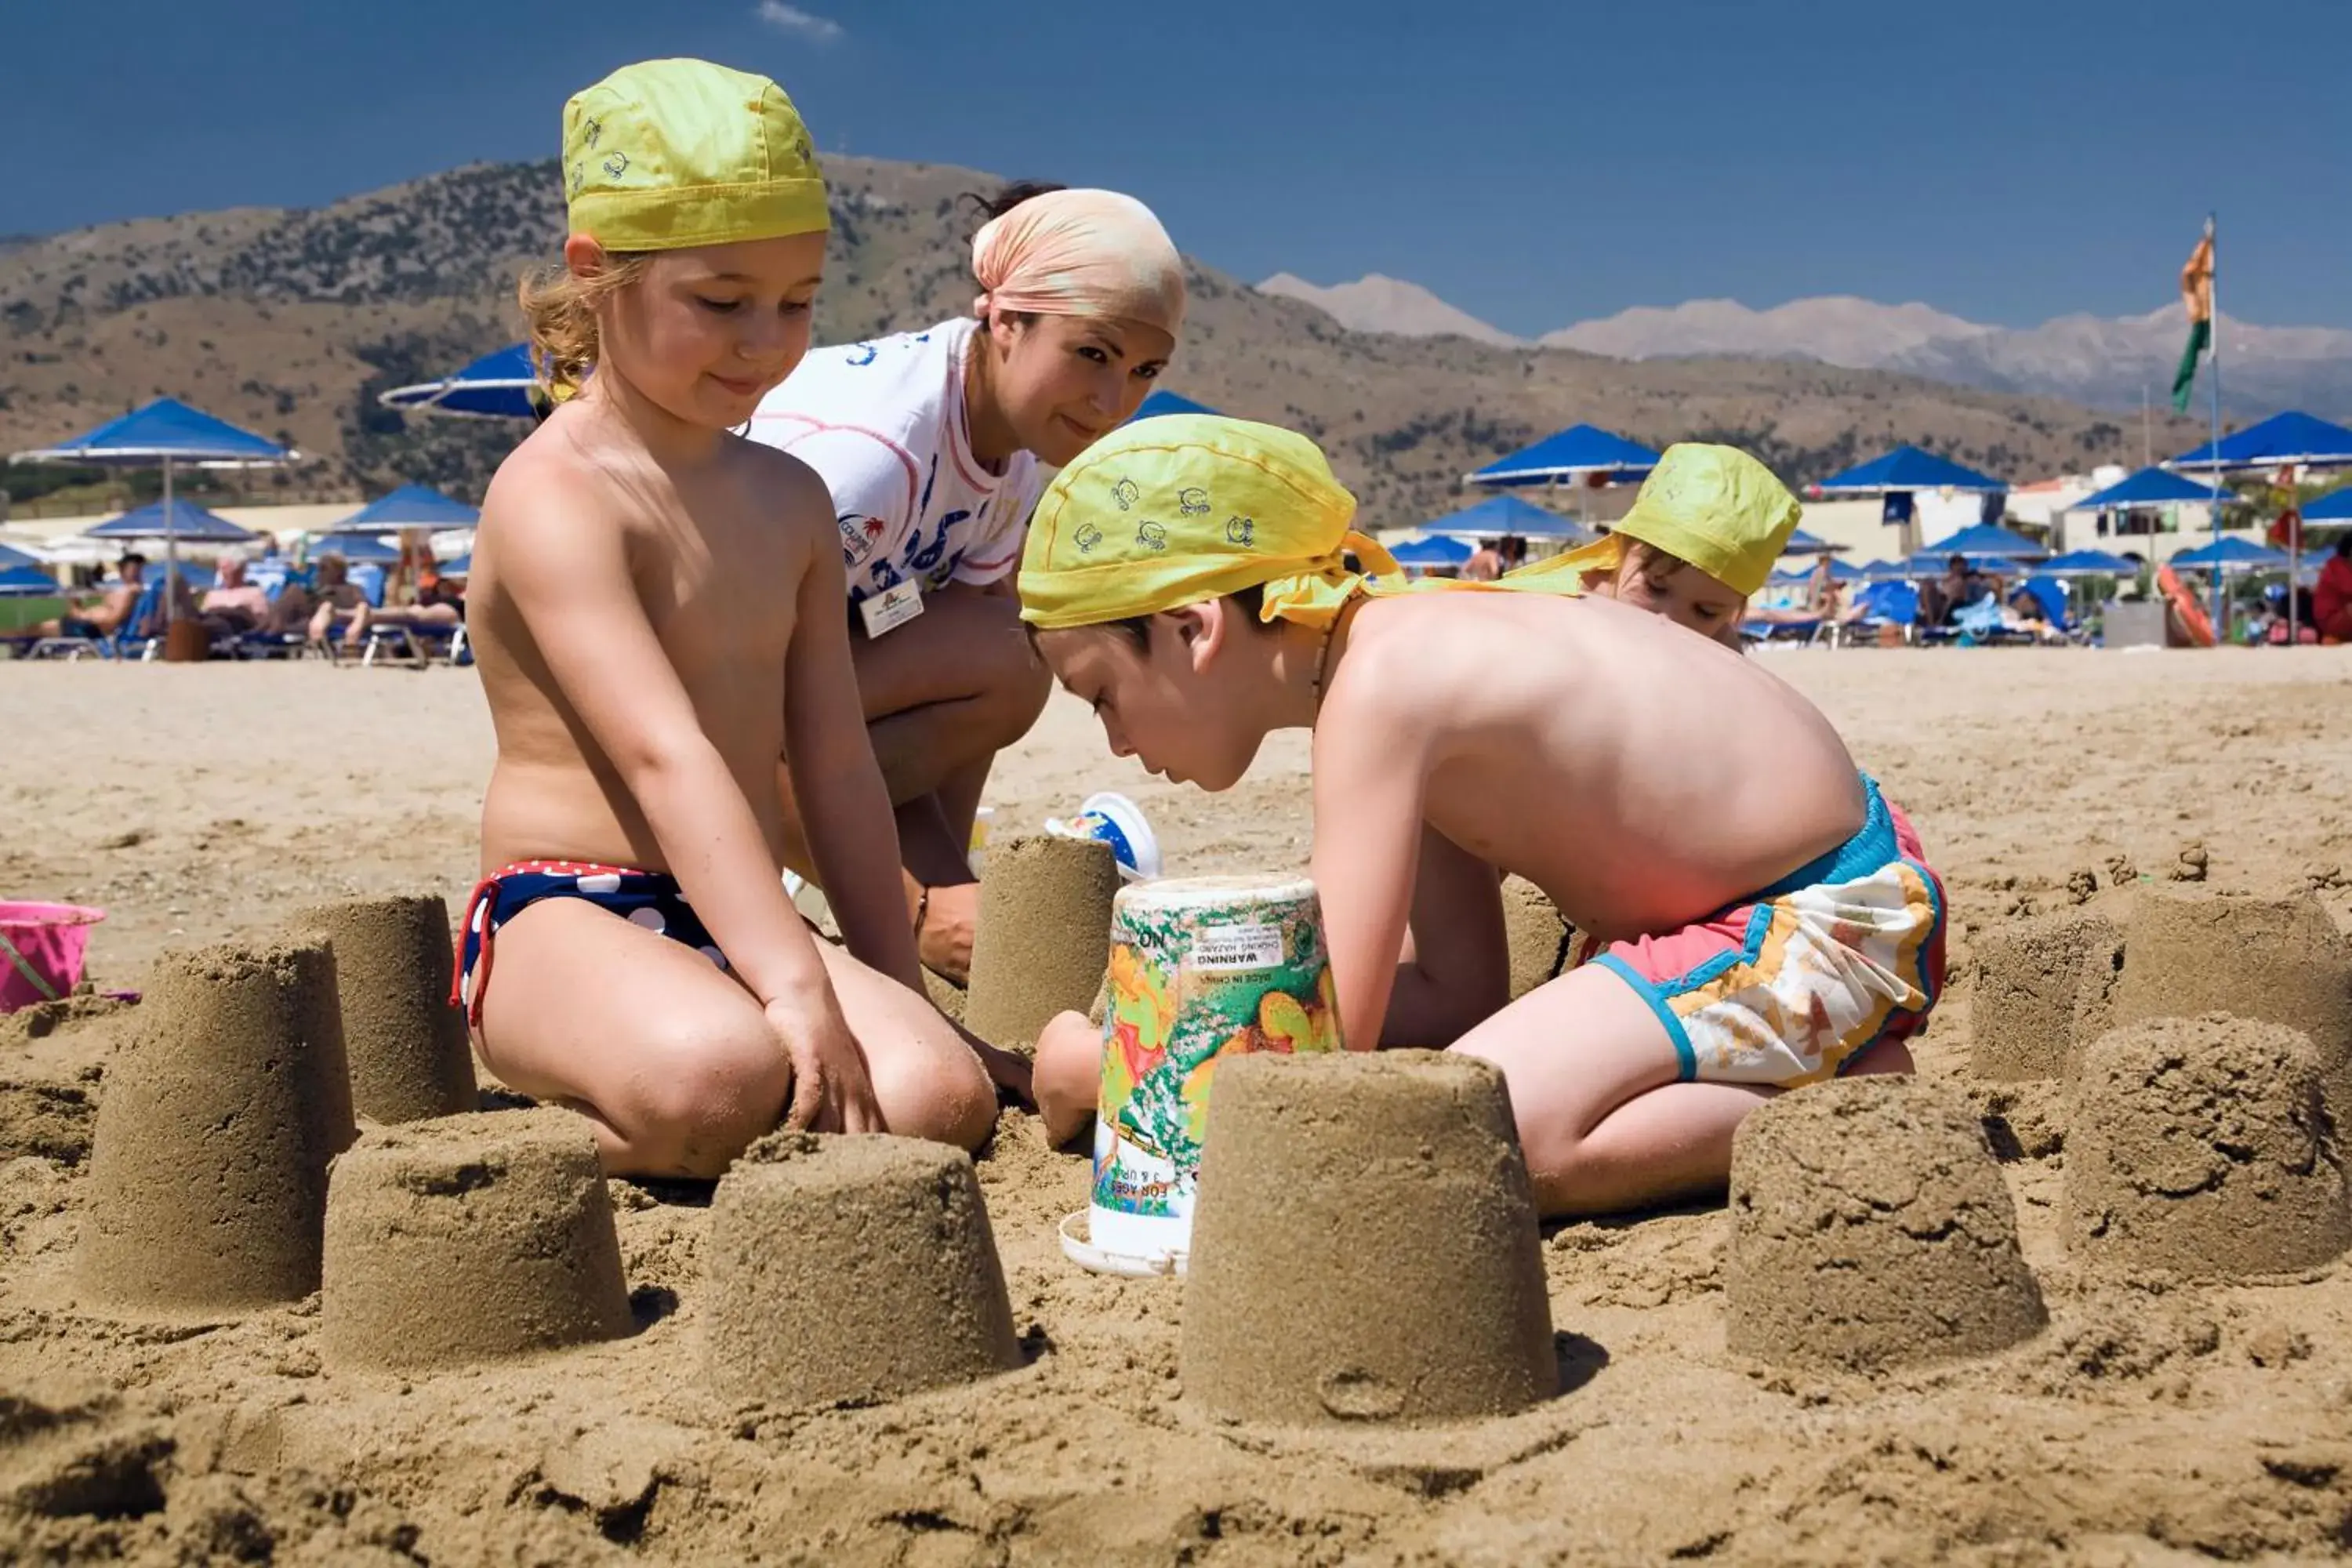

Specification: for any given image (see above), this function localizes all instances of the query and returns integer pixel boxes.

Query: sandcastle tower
[2109,891,2352,1113]
[1725,1078,2045,1372]
[80,937,355,1315]
[2065,1016,2351,1279]
[292,895,477,1124]
[964,836,1120,1054]
[1969,908,2124,1081]
[321,1109,632,1371]
[703,1134,1021,1408]
[1180,1051,1556,1425]
[1501,878,1571,1002]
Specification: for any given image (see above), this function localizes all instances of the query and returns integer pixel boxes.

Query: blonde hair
[516,250,653,398]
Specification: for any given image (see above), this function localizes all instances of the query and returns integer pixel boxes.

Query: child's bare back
[1323,588,1866,943]
[470,409,824,875]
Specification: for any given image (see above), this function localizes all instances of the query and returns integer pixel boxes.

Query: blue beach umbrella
[1780,528,1847,556]
[1771,557,1864,584]
[2165,411,2352,474]
[1924,521,2046,560]
[311,532,404,565]
[1385,535,1474,568]
[10,398,292,623]
[2071,466,2218,511]
[85,498,261,545]
[2038,548,2138,578]
[0,539,42,572]
[2169,536,2291,572]
[1465,425,1661,490]
[379,343,543,421]
[1417,494,1595,543]
[2301,488,2352,524]
[0,564,60,597]
[1127,390,1221,423]
[1815,445,2006,495]
[333,484,481,532]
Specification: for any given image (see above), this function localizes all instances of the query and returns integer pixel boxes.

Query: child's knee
[871,1031,997,1150]
[1035,1011,1102,1147]
[624,1014,792,1177]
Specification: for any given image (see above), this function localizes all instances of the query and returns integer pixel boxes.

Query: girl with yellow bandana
[460,59,1015,1178]
[1018,416,1946,1218]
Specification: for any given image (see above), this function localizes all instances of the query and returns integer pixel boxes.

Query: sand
[8,651,2352,1562]
[1181,1051,1555,1425]
[1725,1076,2046,1371]
[321,1109,633,1373]
[2065,1015,2352,1280]
[1968,906,2124,1081]
[702,1132,1021,1409]
[290,894,477,1124]
[963,834,1119,1054]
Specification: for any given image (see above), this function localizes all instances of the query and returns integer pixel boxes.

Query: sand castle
[2065,1015,2351,1279]
[1500,877,1571,1001]
[2107,891,2352,1113]
[1180,1051,1555,1425]
[321,1109,633,1372]
[292,895,477,1124]
[703,1134,1021,1408]
[1725,1077,2045,1372]
[79,937,355,1315]
[1969,908,2124,1081]
[964,836,1120,1054]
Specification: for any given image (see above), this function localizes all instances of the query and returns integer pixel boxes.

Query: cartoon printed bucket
[0,902,106,1013]
[1065,873,1340,1274]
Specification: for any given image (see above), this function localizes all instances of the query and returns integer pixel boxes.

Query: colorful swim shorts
[1566,777,1945,1087]
[454,861,728,1028]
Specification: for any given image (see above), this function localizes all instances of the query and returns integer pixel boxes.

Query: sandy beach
[6,648,2352,1564]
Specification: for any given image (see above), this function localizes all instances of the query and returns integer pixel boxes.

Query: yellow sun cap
[1018,415,1399,631]
[561,58,829,251]
[1517,442,1802,598]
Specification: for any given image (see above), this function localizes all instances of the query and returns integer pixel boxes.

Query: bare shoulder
[724,435,833,533]
[479,423,630,563]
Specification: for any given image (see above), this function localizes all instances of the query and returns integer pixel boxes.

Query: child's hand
[970,1037,1036,1109]
[764,995,884,1134]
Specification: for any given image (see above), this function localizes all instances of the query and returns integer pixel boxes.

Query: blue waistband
[1749,775,1900,902]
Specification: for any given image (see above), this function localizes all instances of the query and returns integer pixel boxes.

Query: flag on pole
[2170,220,2215,412]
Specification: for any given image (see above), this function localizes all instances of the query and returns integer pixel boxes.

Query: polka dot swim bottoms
[455,861,728,1027]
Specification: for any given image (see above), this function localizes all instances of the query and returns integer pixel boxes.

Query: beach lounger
[27,580,165,662]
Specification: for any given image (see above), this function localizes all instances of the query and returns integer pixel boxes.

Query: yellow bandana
[562,59,829,251]
[1508,442,1802,598]
[1020,416,1405,630]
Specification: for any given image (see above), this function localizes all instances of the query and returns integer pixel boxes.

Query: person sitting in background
[338,568,466,653]
[199,557,270,634]
[1461,538,1504,582]
[31,553,146,641]
[303,554,368,650]
[2316,535,2352,644]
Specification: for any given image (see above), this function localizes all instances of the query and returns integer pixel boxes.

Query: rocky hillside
[0,158,2202,527]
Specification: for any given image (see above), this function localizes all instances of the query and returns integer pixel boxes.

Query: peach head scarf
[971,189,1186,337]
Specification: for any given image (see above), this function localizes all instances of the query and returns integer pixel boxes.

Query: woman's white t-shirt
[748,318,1040,606]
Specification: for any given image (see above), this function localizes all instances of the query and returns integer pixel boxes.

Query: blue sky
[9,0,2348,334]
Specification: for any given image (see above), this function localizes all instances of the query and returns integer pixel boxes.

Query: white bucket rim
[1058,1210,1188,1278]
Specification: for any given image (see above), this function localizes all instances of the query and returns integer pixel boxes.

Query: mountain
[0,160,2197,527]
[1546,296,2352,417]
[1256,273,1524,347]
[1544,297,1988,365]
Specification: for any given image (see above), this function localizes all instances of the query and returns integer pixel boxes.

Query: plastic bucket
[1078,874,1338,1272]
[0,902,107,1012]
[1044,792,1163,883]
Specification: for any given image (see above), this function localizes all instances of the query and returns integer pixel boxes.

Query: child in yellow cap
[1510,441,1805,648]
[459,58,1014,1178]
[1019,416,1945,1218]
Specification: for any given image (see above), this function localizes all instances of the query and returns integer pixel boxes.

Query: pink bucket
[0,902,107,1013]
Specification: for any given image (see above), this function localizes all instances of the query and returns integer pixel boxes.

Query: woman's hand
[764,994,885,1134]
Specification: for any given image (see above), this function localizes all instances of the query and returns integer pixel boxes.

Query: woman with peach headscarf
[750,183,1188,981]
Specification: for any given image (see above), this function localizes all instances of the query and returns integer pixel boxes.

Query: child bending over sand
[459,59,1006,1178]
[1507,441,1805,649]
[1019,417,1944,1217]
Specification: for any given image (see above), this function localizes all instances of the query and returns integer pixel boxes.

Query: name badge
[858,581,924,638]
